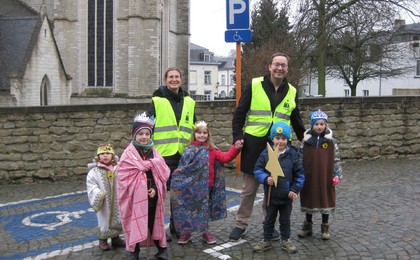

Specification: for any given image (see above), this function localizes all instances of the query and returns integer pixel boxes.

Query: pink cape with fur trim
[117,143,170,252]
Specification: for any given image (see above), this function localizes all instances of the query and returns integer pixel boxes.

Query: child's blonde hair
[190,121,215,150]
[94,143,118,166]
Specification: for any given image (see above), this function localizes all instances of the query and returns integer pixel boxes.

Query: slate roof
[0,0,40,90]
[190,43,221,65]
[0,16,41,90]
[0,0,70,91]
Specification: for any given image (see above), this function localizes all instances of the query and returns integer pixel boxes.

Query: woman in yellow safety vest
[147,67,196,241]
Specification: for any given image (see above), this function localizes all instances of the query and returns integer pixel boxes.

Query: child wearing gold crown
[86,144,125,251]
[298,109,343,241]
[170,121,243,245]
[117,112,170,260]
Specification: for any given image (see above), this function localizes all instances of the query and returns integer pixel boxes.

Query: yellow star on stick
[265,142,284,187]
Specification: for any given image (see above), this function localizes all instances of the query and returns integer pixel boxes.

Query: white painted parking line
[203,239,247,259]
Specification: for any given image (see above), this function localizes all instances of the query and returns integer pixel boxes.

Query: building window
[88,0,113,87]
[204,71,211,84]
[221,75,226,85]
[204,54,210,61]
[219,90,226,98]
[230,75,235,85]
[363,90,369,96]
[204,90,211,100]
[416,60,420,76]
[344,89,350,97]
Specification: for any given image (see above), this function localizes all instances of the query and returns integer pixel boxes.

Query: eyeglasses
[271,63,288,69]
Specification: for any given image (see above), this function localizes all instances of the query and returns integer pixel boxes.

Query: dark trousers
[263,202,293,241]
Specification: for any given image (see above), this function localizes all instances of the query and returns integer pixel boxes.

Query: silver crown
[133,112,156,126]
[195,121,208,128]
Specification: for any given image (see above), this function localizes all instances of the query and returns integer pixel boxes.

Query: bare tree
[328,2,412,96]
[293,0,420,96]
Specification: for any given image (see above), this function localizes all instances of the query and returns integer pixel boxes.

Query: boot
[126,244,140,260]
[321,223,330,240]
[297,221,313,238]
[155,247,169,260]
[111,236,125,248]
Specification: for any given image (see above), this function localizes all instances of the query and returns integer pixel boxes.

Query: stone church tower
[21,0,190,103]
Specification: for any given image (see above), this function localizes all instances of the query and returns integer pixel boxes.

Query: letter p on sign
[226,0,249,30]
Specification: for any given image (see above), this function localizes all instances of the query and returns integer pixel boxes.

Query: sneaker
[228,227,245,241]
[272,229,280,241]
[253,240,272,252]
[178,233,192,245]
[202,231,216,244]
[99,239,110,251]
[281,239,297,254]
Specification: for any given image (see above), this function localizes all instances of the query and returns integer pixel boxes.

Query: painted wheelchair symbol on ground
[22,209,94,231]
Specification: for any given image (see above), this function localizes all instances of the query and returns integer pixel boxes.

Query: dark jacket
[254,145,305,205]
[232,74,305,174]
[147,85,197,172]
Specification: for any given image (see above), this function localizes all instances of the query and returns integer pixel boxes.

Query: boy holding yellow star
[253,121,305,254]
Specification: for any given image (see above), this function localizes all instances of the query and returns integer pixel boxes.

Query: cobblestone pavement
[0,159,419,259]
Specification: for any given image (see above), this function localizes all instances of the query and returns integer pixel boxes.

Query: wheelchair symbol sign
[225,29,252,43]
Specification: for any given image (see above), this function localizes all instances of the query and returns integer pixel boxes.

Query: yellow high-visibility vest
[244,77,297,137]
[152,96,195,156]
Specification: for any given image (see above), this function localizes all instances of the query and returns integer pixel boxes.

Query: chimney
[394,19,405,29]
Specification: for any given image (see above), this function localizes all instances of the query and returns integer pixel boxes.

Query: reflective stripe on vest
[152,96,195,156]
[244,77,297,137]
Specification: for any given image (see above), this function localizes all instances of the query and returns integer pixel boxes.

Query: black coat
[232,74,305,174]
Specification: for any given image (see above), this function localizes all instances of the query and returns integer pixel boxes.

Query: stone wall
[0,96,418,184]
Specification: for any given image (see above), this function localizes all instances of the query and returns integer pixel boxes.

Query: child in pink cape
[117,112,170,260]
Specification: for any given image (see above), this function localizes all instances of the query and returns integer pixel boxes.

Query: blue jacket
[254,145,305,205]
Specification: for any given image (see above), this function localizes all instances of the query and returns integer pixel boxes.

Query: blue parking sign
[226,0,250,30]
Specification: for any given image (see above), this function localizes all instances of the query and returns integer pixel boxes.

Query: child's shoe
[111,236,126,248]
[202,231,216,244]
[178,233,192,244]
[155,247,169,260]
[99,239,110,251]
[228,227,245,241]
[253,240,272,252]
[297,221,313,238]
[321,223,330,240]
[281,239,297,253]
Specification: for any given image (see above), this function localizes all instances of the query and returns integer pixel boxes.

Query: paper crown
[194,121,208,128]
[97,144,115,155]
[132,112,156,136]
[133,112,156,126]
[310,109,328,126]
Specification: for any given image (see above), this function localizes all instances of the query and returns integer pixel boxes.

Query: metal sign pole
[235,42,241,176]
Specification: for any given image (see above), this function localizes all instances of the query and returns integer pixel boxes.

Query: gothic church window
[88,0,113,87]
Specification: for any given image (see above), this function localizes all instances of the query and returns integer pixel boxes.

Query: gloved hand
[332,176,340,186]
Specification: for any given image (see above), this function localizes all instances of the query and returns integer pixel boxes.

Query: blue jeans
[263,202,293,241]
